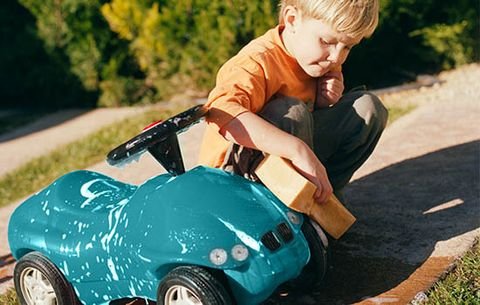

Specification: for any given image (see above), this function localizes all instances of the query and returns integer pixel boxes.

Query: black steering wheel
[107,104,207,174]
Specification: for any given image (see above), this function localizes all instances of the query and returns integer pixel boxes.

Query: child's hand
[316,71,344,108]
[291,144,333,204]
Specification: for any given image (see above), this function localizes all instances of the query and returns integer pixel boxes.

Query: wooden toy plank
[255,154,356,239]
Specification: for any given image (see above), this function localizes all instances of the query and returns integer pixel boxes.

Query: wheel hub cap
[20,267,57,305]
[165,285,202,305]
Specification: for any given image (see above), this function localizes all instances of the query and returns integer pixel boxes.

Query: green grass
[0,106,178,208]
[425,241,480,304]
[0,289,18,305]
[386,104,417,125]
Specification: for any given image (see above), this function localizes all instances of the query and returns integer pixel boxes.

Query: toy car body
[8,105,327,305]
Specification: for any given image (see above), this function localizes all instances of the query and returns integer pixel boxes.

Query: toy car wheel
[292,218,329,291]
[157,266,233,305]
[14,252,79,305]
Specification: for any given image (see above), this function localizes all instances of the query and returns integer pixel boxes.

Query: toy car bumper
[224,235,310,305]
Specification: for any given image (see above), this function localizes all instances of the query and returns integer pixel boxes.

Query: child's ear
[282,5,299,33]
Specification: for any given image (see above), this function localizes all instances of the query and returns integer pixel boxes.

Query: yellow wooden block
[255,154,356,239]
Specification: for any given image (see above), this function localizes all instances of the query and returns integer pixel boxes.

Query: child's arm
[220,111,333,204]
[206,56,333,203]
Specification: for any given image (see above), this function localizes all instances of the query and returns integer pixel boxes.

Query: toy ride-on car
[8,105,329,305]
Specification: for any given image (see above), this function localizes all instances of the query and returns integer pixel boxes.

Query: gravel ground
[378,63,480,109]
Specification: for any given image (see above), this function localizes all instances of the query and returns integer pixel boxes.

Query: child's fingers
[316,74,344,107]
[311,167,333,204]
[325,70,344,81]
[321,78,344,92]
[321,81,343,96]
[313,178,333,204]
[291,152,333,204]
[321,92,340,106]
[321,90,339,103]
[321,81,343,103]
[314,188,327,204]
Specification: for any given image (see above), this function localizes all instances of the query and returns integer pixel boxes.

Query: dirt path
[1,64,479,303]
[0,107,148,177]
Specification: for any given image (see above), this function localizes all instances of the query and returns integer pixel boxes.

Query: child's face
[284,14,361,78]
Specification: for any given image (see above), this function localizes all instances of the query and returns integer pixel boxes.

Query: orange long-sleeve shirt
[198,25,317,167]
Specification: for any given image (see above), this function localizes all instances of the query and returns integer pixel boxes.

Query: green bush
[0,0,95,109]
[17,0,146,107]
[410,21,474,69]
[4,0,479,108]
[344,0,479,88]
[100,0,278,102]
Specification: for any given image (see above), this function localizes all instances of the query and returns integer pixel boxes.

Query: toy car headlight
[209,248,228,266]
[231,244,249,262]
[287,211,301,225]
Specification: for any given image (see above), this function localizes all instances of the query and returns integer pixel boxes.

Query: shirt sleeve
[205,55,267,130]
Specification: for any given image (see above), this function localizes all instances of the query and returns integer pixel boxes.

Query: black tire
[157,266,233,305]
[291,218,329,292]
[14,251,79,305]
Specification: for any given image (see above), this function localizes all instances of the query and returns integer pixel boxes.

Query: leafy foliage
[101,0,277,102]
[410,21,474,69]
[17,0,145,107]
[0,0,95,109]
[343,0,479,88]
[3,0,479,107]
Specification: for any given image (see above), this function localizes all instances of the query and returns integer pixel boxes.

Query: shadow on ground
[264,140,480,304]
[0,109,91,143]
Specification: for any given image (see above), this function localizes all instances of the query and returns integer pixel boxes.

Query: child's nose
[327,47,342,64]
[327,45,345,64]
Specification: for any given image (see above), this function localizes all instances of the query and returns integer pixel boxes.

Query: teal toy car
[8,105,328,305]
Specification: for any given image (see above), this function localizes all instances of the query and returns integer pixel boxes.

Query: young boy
[198,0,388,204]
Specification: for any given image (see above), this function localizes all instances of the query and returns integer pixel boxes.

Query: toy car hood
[119,165,302,269]
[9,165,305,278]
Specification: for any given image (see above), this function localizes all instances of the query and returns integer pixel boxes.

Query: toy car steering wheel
[107,104,207,175]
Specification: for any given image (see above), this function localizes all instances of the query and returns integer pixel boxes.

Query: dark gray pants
[221,91,388,196]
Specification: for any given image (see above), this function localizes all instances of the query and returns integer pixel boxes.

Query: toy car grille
[261,231,281,251]
[277,222,293,243]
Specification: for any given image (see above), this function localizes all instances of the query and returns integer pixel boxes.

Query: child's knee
[353,92,388,130]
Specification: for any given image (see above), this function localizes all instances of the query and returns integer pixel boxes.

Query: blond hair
[279,0,379,39]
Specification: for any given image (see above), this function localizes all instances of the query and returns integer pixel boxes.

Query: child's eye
[320,38,340,47]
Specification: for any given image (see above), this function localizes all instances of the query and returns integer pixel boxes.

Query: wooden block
[309,194,357,239]
[254,153,316,213]
[255,154,356,239]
